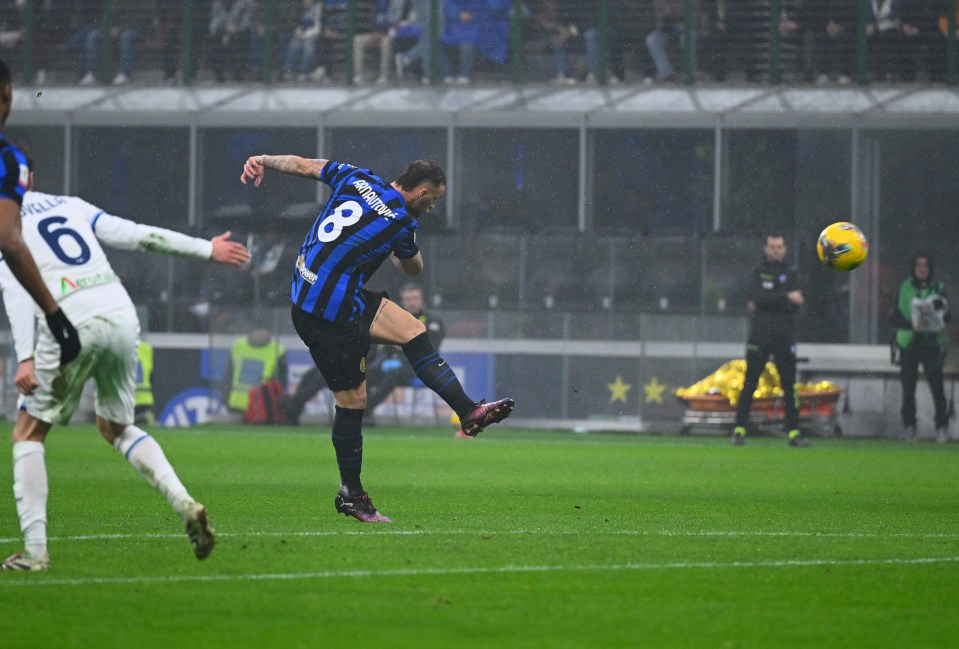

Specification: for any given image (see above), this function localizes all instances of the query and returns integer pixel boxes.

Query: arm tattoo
[262,155,320,179]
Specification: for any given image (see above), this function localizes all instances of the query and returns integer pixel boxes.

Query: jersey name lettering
[352,179,399,220]
[20,195,68,216]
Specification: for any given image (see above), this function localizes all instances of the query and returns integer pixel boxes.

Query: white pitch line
[1,529,959,545]
[2,556,958,588]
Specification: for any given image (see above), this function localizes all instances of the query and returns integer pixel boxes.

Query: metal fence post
[598,0,609,84]
[429,0,440,85]
[262,0,275,83]
[22,0,35,83]
[181,0,195,85]
[101,0,114,83]
[948,0,958,86]
[682,0,694,84]
[510,0,524,84]
[769,0,781,85]
[346,0,356,85]
[857,0,868,86]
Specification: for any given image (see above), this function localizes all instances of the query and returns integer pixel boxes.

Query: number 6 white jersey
[0,191,213,361]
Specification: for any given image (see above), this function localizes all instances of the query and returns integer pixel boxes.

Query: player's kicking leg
[371,299,514,436]
[104,420,215,559]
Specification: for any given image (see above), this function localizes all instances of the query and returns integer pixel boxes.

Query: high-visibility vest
[228,337,285,411]
[135,341,154,408]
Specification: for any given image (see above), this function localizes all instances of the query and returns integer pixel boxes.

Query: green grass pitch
[0,424,956,649]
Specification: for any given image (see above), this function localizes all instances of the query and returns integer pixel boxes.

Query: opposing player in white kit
[0,161,250,570]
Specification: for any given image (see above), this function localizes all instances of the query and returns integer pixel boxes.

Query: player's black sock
[402,332,474,416]
[331,406,365,495]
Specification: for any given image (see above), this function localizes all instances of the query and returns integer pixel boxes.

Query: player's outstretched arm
[93,213,249,266]
[240,155,329,187]
[210,230,252,266]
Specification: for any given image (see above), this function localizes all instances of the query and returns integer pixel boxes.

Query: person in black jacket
[731,232,807,447]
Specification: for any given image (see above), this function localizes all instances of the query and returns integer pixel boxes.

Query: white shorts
[26,306,140,425]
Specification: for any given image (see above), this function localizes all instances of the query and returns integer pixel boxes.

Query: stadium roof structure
[13,84,959,129]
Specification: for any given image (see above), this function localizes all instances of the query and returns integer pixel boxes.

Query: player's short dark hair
[0,57,10,88]
[394,160,446,191]
[764,232,786,245]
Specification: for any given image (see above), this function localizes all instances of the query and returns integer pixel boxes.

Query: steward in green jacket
[889,252,951,442]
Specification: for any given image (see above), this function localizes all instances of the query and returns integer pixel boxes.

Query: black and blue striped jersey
[292,160,419,323]
[0,134,30,207]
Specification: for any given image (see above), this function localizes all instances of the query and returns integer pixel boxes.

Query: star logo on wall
[607,375,632,403]
[643,377,667,404]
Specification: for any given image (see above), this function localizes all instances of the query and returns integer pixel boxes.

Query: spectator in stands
[439,0,510,84]
[207,0,254,82]
[73,0,156,85]
[156,0,183,84]
[644,0,706,83]
[775,1,804,79]
[352,0,389,84]
[0,0,23,52]
[802,1,856,84]
[104,0,158,85]
[61,0,103,85]
[697,0,730,81]
[865,0,927,82]
[395,0,435,83]
[889,253,951,442]
[314,0,350,82]
[354,0,418,85]
[26,0,70,85]
[932,3,959,81]
[712,0,802,82]
[548,0,627,85]
[281,0,323,81]
[549,0,598,84]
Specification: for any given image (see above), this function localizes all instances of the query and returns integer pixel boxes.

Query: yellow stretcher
[676,360,845,437]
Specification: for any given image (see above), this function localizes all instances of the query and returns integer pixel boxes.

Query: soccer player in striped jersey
[0,57,81,368]
[0,158,251,571]
[241,154,514,523]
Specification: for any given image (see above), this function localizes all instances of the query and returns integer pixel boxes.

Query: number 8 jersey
[0,191,212,361]
[292,161,419,323]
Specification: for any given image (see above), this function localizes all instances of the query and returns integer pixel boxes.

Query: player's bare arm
[0,200,58,315]
[240,155,329,187]
[210,230,252,265]
[391,252,423,277]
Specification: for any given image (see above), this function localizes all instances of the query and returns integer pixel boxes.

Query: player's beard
[407,199,427,219]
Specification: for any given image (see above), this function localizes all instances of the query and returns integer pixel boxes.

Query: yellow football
[816,222,869,271]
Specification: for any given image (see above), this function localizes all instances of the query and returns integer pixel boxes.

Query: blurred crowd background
[0,1,957,87]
